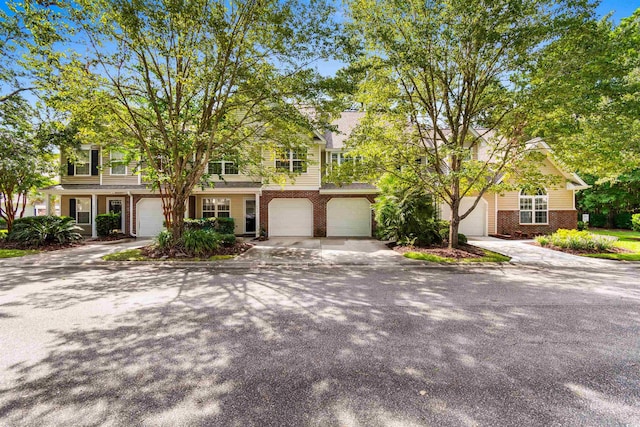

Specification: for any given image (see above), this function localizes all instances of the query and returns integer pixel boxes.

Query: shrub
[577,220,588,231]
[614,212,633,229]
[539,229,614,251]
[218,233,236,246]
[96,213,121,237]
[589,213,607,228]
[8,216,83,246]
[181,229,220,256]
[0,218,6,229]
[458,233,468,244]
[632,214,640,232]
[156,230,173,250]
[183,217,235,234]
[374,178,442,247]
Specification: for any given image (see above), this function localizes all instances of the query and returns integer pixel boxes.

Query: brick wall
[260,190,377,237]
[497,210,577,236]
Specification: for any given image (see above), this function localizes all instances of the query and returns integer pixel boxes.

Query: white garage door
[269,198,313,237]
[327,198,371,237]
[137,198,165,237]
[440,197,487,236]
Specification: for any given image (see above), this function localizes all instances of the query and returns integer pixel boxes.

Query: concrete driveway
[469,236,619,267]
[236,237,412,266]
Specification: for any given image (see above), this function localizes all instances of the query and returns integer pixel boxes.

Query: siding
[483,193,496,234]
[263,144,321,188]
[497,158,574,211]
[101,153,140,185]
[195,194,256,235]
[60,153,99,185]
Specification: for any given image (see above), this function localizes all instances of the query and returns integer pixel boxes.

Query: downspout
[127,191,137,237]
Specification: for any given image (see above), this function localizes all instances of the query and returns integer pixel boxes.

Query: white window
[75,150,91,176]
[276,148,307,173]
[208,160,238,175]
[330,151,362,166]
[110,151,127,175]
[519,188,548,224]
[76,198,91,224]
[202,198,231,218]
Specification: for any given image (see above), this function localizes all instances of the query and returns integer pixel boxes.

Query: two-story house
[41,111,587,239]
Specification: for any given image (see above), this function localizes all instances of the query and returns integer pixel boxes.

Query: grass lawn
[102,249,236,262]
[0,249,38,258]
[585,229,640,261]
[404,249,510,263]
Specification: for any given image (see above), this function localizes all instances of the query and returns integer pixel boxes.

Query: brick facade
[260,190,377,237]
[497,210,577,236]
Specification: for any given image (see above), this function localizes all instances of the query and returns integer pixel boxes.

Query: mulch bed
[392,243,486,259]
[0,240,83,252]
[140,241,253,259]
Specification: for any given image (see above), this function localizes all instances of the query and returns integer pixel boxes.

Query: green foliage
[7,216,83,246]
[0,249,38,258]
[342,0,587,247]
[458,234,468,245]
[589,213,607,228]
[96,213,121,237]
[404,249,510,263]
[181,229,221,257]
[536,229,614,251]
[576,171,640,227]
[632,214,640,232]
[0,218,5,229]
[184,217,235,234]
[218,234,236,247]
[577,221,588,231]
[614,212,633,230]
[156,230,174,251]
[374,176,442,247]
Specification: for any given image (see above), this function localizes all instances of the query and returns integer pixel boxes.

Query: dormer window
[519,188,548,224]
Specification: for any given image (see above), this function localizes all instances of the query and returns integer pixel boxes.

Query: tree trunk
[170,195,187,241]
[448,199,461,249]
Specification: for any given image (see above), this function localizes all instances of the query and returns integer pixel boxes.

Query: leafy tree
[0,0,67,103]
[0,97,55,231]
[52,0,338,242]
[341,0,591,247]
[577,170,640,226]
[526,8,640,179]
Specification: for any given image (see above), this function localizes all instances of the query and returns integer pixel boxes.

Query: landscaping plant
[96,213,121,237]
[536,229,614,252]
[7,216,83,246]
[632,214,640,232]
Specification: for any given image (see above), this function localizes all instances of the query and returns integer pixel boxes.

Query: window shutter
[91,149,99,176]
[189,196,196,219]
[67,159,75,176]
[69,198,77,220]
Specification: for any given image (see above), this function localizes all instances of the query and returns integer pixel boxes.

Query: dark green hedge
[184,217,235,234]
[96,213,121,237]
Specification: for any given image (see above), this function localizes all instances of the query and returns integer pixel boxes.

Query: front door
[245,199,256,234]
[107,198,125,231]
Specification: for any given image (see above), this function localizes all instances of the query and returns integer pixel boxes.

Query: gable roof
[324,111,365,150]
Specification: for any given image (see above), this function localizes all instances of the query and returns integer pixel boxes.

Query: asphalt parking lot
[0,262,639,426]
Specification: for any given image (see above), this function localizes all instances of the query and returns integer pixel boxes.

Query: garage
[327,198,372,237]
[440,197,487,236]
[137,198,165,237]
[269,198,313,237]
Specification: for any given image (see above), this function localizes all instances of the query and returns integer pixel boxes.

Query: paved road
[1,263,639,426]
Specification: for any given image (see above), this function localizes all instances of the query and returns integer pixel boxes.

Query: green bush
[218,233,236,246]
[8,216,83,246]
[0,218,6,230]
[536,229,614,251]
[614,212,633,229]
[577,220,588,231]
[374,177,442,247]
[156,230,173,250]
[96,213,121,237]
[183,217,235,234]
[458,233,468,244]
[589,213,607,228]
[181,229,220,256]
[632,214,640,232]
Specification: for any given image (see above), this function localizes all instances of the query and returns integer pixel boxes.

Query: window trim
[110,151,127,176]
[75,197,92,225]
[208,160,239,176]
[74,149,91,176]
[276,148,307,173]
[519,188,548,225]
[202,198,231,219]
